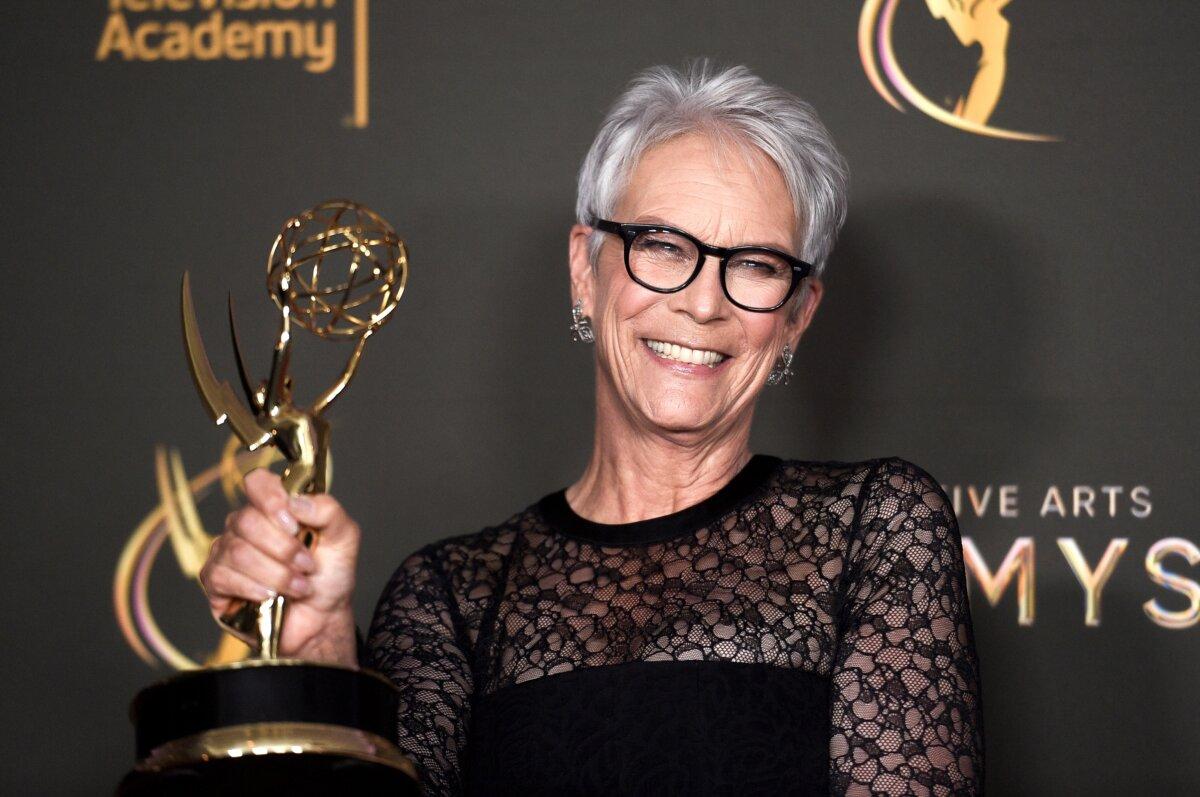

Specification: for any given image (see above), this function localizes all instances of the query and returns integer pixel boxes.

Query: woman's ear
[568,223,596,312]
[785,277,824,351]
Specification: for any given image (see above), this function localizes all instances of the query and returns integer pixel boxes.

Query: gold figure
[181,200,407,659]
[925,0,1013,124]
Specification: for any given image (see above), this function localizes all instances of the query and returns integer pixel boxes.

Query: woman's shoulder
[385,502,538,593]
[777,451,945,482]
[761,456,961,577]
[768,455,952,521]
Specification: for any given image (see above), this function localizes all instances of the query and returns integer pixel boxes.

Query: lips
[642,338,729,368]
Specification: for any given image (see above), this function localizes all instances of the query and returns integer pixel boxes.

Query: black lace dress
[365,455,984,796]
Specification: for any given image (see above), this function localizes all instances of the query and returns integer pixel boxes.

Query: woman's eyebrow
[630,214,680,228]
[631,215,793,251]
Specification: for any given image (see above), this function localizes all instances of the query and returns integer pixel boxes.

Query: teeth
[644,339,727,368]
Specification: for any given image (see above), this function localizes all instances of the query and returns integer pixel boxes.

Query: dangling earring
[767,344,793,386]
[569,300,594,343]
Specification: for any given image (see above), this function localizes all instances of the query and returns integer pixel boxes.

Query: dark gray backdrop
[2,2,1197,794]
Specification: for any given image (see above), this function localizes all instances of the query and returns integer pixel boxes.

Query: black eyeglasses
[593,218,812,313]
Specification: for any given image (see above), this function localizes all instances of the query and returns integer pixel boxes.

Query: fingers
[201,555,275,608]
[241,468,360,549]
[228,501,315,573]
[200,522,313,609]
[226,531,312,597]
[243,468,300,538]
[196,468,361,622]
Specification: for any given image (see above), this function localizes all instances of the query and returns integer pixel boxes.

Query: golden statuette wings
[181,271,272,451]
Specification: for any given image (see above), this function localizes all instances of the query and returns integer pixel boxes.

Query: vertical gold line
[353,0,369,128]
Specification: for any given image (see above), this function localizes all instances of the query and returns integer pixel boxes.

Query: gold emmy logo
[858,0,1058,141]
[95,0,371,128]
[115,439,277,668]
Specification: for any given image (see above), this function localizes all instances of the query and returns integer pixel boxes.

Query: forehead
[615,132,797,251]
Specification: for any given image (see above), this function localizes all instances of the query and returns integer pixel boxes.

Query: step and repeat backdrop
[2,2,1196,794]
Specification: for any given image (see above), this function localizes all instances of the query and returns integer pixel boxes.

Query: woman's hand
[198,468,361,666]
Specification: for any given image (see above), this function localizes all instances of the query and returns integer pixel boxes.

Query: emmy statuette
[118,201,421,795]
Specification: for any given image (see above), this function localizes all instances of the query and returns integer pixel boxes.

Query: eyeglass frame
[591,218,813,313]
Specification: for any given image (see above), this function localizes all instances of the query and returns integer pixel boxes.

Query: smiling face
[569,132,823,440]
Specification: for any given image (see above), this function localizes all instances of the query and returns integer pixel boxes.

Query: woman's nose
[668,254,728,322]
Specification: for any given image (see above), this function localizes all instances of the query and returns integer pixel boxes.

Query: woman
[199,62,984,796]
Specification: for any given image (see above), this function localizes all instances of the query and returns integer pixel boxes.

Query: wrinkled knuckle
[227,538,254,570]
[266,536,296,563]
[218,536,240,566]
[206,543,226,571]
[202,541,223,569]
[234,508,262,538]
[204,563,229,594]
[261,495,289,519]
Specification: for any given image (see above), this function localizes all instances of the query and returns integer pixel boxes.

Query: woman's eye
[734,259,780,274]
[635,237,690,259]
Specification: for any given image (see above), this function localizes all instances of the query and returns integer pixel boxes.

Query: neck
[565,377,755,524]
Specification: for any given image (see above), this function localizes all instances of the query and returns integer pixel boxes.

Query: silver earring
[570,300,594,343]
[767,345,793,386]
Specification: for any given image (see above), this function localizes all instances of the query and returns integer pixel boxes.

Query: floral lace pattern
[366,456,983,796]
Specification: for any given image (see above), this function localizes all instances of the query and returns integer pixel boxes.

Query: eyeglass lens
[628,229,793,309]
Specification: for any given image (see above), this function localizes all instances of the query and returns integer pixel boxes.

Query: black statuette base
[119,659,421,796]
[117,753,422,796]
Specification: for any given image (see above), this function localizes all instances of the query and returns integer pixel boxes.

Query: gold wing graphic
[156,445,212,578]
[115,438,277,670]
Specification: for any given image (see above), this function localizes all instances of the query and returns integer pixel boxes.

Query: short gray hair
[576,61,849,311]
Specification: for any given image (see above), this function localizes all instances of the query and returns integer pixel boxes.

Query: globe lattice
[266,200,407,339]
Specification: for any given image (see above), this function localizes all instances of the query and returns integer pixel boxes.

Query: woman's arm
[829,458,984,796]
[366,544,474,797]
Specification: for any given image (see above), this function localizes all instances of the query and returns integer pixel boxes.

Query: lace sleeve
[366,544,473,797]
[829,458,985,796]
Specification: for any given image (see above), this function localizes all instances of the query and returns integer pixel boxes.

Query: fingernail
[288,575,312,597]
[289,495,313,514]
[275,510,299,535]
[254,585,276,602]
[293,549,316,572]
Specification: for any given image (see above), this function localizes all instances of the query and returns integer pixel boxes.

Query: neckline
[536,454,781,545]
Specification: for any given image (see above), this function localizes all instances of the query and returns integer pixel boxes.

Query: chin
[639,394,722,434]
